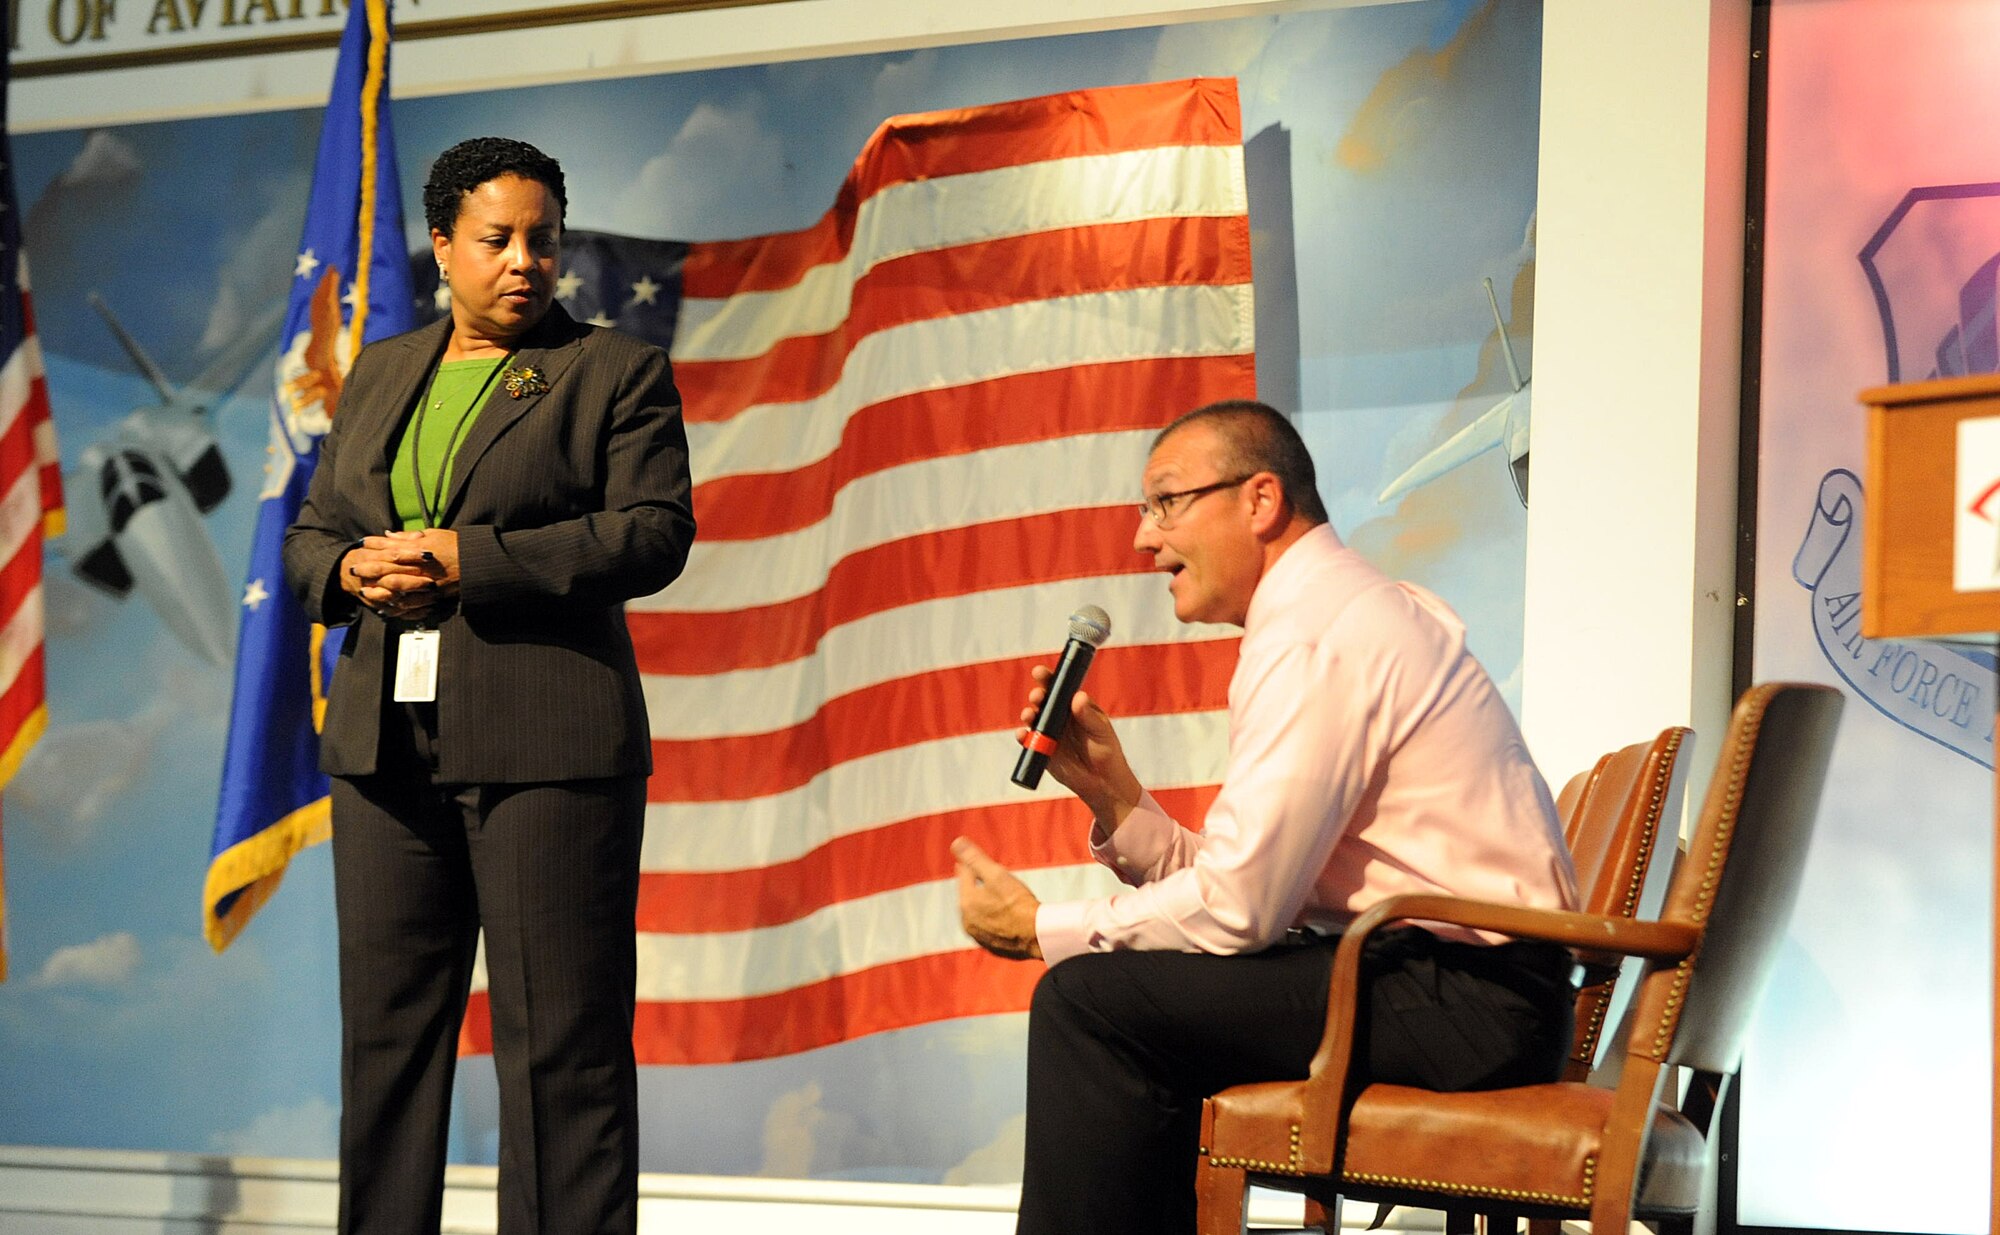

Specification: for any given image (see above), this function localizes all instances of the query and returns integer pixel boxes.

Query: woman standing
[285,137,695,1235]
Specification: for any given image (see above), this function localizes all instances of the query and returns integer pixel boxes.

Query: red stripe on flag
[0,517,44,627]
[647,640,1237,803]
[677,215,1252,422]
[632,951,1040,1064]
[630,506,1152,676]
[463,950,1048,1064]
[681,78,1244,298]
[29,370,63,521]
[638,784,1222,934]
[0,647,45,758]
[691,356,1255,541]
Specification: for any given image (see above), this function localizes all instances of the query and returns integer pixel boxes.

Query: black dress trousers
[330,701,646,1235]
[1014,927,1574,1235]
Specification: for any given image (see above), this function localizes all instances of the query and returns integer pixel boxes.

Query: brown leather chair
[1194,683,1842,1235]
[1555,725,1691,1083]
[1303,725,1693,1235]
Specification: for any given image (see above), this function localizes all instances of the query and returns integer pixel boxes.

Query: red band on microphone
[1020,730,1059,756]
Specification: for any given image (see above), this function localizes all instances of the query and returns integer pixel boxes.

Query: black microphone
[1012,605,1113,790]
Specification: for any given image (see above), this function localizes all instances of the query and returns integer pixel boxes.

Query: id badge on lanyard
[393,629,441,702]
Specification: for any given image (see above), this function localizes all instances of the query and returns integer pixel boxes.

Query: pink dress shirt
[1035,524,1578,965]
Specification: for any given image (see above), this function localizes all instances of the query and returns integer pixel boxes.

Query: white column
[1522,0,1752,812]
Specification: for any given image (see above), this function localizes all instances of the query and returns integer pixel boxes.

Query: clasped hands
[339,528,460,624]
[953,665,1145,963]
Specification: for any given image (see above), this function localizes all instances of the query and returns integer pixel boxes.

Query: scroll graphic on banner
[1794,467,1997,767]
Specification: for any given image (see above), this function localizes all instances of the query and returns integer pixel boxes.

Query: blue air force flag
[206,0,414,950]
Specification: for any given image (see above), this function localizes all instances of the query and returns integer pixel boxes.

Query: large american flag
[461,76,1253,1062]
[0,25,67,983]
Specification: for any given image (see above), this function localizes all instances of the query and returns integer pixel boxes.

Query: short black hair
[422,137,567,236]
[1156,399,1329,526]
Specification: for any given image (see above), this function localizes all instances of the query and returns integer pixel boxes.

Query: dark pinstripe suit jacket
[284,304,695,784]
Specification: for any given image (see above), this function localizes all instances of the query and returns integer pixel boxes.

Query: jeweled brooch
[504,366,549,399]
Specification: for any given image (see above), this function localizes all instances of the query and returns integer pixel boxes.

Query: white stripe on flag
[0,582,42,706]
[468,864,1129,1000]
[654,430,1151,613]
[641,576,1232,739]
[673,146,1250,360]
[32,418,56,471]
[630,864,1125,1001]
[639,710,1230,873]
[0,450,41,577]
[686,283,1255,481]
[0,330,42,441]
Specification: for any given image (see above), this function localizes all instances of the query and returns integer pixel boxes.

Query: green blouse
[390,356,508,531]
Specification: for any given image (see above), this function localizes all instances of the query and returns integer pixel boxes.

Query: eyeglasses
[1138,475,1253,528]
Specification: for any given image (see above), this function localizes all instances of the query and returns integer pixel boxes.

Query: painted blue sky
[2,0,1542,1178]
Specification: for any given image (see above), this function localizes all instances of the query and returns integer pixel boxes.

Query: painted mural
[0,0,1542,1181]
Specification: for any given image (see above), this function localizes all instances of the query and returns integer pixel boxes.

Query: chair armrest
[1288,895,1699,1174]
[1345,894,1701,962]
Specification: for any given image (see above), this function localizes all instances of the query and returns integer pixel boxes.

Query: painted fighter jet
[61,293,279,666]
[1377,277,1531,507]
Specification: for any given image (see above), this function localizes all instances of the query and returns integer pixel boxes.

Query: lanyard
[410,355,511,529]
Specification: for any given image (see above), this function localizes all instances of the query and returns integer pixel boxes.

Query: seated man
[952,399,1579,1235]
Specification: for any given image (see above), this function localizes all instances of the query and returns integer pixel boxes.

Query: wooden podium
[1860,371,2000,1234]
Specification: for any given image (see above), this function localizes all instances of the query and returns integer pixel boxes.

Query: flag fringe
[0,702,46,793]
[202,795,332,953]
[345,0,390,366]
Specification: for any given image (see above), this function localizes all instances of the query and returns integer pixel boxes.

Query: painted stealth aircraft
[63,293,281,667]
[1377,277,1531,507]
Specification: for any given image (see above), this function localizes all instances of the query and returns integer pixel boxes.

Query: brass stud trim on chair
[1648,689,1769,1061]
[1203,1124,1304,1174]
[1339,1154,1595,1209]
[1572,730,1682,1069]
[1617,728,1683,919]
[1570,997,1609,1066]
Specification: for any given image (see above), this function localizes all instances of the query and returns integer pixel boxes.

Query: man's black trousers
[1015,927,1575,1235]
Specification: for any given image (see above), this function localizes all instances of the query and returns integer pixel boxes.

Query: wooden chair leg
[1303,1196,1340,1232]
[1446,1206,1478,1234]
[1525,1219,1563,1235]
[1194,1160,1249,1235]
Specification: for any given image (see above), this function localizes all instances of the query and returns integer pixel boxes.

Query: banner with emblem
[204,0,414,950]
[1742,7,2000,1229]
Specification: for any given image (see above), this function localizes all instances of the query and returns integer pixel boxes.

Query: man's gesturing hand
[952,838,1043,961]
